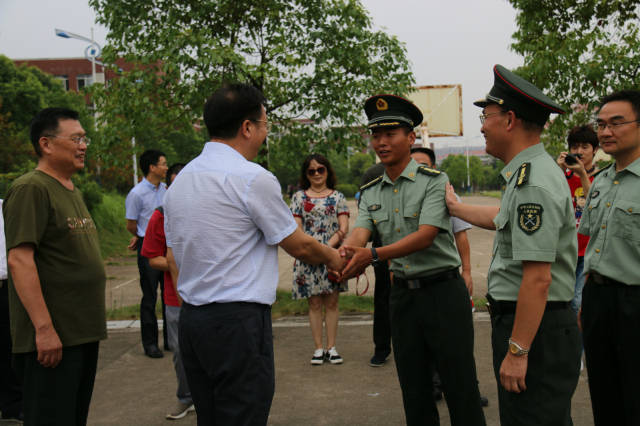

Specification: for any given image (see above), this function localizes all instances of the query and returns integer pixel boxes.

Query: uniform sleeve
[3,183,49,250]
[577,186,593,237]
[290,191,303,218]
[418,174,451,232]
[510,186,561,262]
[141,210,166,259]
[246,172,298,245]
[353,190,375,232]
[336,191,350,216]
[125,190,141,221]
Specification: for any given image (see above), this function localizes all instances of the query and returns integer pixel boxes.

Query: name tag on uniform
[368,204,382,211]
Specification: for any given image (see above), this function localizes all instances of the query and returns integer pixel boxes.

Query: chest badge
[591,190,600,199]
[517,203,543,234]
[368,204,382,211]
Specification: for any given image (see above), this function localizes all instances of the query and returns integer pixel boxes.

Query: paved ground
[4,195,594,425]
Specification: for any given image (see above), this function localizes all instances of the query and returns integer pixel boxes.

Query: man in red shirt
[556,125,600,314]
[141,163,195,420]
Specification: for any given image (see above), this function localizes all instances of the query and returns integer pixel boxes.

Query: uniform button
[395,208,399,213]
[501,186,506,191]
[506,171,512,178]
[413,213,417,217]
[614,180,619,185]
[629,208,633,213]
[588,206,593,210]
[396,228,401,233]
[601,224,606,229]
[394,188,398,193]
[404,265,409,269]
[606,202,611,207]
[373,219,377,224]
[595,249,601,253]
[408,172,415,178]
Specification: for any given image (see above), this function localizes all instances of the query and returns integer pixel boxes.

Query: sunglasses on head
[307,166,326,176]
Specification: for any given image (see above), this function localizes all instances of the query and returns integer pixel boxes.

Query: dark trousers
[136,237,167,349]
[0,280,22,418]
[13,341,99,426]
[179,301,274,426]
[491,307,580,426]
[390,274,485,426]
[582,276,640,426]
[372,261,391,356]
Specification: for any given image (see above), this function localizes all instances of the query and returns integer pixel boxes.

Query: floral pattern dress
[290,190,350,299]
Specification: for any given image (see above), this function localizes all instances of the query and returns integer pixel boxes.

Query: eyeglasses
[592,119,640,132]
[251,119,271,131]
[46,134,91,146]
[307,166,326,176]
[479,111,505,124]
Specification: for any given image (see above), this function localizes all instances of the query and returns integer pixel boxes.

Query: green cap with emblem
[364,94,423,130]
[474,64,566,126]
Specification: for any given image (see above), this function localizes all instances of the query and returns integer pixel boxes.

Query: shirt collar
[382,158,419,185]
[203,141,248,161]
[617,156,640,177]
[500,143,546,183]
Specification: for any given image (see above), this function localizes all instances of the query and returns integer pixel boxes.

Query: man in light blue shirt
[125,150,168,358]
[164,83,343,426]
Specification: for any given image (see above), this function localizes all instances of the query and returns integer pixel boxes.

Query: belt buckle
[407,279,421,290]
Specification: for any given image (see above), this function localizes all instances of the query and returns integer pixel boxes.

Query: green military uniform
[579,157,640,425]
[476,65,581,426]
[357,94,486,426]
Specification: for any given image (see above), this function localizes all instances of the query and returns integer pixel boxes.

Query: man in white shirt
[164,83,344,425]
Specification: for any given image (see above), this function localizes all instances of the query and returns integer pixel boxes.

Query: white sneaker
[326,347,343,364]
[166,402,195,420]
[311,348,324,365]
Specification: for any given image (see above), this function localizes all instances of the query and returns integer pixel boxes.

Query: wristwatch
[370,247,381,267]
[508,338,529,356]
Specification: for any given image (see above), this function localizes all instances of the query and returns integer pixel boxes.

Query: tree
[88,0,414,182]
[508,0,640,155]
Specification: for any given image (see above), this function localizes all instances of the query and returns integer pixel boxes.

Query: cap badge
[376,98,388,111]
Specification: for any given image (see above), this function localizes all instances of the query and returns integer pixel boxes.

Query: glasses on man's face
[251,119,271,132]
[307,166,326,176]
[46,134,90,146]
[479,111,505,124]
[592,119,640,133]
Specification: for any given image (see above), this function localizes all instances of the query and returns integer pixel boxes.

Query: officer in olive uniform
[446,65,581,426]
[340,95,486,426]
[578,90,640,426]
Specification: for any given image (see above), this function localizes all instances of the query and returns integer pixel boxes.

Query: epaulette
[359,175,383,192]
[591,163,613,179]
[515,162,530,188]
[417,165,441,176]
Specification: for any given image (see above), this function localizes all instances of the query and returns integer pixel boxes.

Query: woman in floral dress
[290,154,350,365]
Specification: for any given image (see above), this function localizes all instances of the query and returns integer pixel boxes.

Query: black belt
[589,272,627,286]
[393,268,460,290]
[486,293,569,318]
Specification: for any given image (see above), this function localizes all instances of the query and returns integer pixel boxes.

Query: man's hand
[339,245,372,280]
[500,352,528,393]
[462,269,473,295]
[326,248,346,275]
[445,183,460,213]
[577,307,582,332]
[127,235,139,251]
[557,152,586,175]
[35,324,63,368]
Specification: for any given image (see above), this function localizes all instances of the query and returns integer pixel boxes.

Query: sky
[0,0,523,146]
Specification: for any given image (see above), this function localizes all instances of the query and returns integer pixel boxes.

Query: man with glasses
[125,149,169,358]
[3,107,106,425]
[445,65,580,425]
[578,90,640,426]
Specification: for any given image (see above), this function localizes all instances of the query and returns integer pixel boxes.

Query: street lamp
[54,27,102,86]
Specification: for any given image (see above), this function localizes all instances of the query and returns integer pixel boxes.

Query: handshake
[326,245,374,282]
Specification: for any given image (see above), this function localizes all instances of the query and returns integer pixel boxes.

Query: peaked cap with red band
[364,94,423,130]
[474,64,566,126]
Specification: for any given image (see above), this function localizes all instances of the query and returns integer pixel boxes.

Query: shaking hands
[327,245,375,282]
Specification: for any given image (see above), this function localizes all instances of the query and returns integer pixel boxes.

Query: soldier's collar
[619,156,640,177]
[381,158,419,184]
[500,143,545,182]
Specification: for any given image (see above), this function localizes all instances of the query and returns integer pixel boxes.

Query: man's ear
[239,119,252,139]
[39,136,51,154]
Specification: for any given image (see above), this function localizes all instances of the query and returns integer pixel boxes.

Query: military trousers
[490,307,580,426]
[390,272,485,426]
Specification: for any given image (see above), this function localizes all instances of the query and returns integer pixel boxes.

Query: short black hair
[204,83,265,139]
[29,107,80,156]
[567,125,598,150]
[599,90,640,121]
[410,146,436,166]
[139,149,165,176]
[166,163,185,187]
[497,105,544,134]
[299,154,337,190]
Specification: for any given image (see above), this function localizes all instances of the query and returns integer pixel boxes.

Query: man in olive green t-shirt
[3,107,106,426]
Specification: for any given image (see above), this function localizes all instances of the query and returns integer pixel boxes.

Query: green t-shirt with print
[3,170,106,353]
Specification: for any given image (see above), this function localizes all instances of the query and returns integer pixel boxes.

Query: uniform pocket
[612,200,640,242]
[371,210,390,236]
[494,211,513,259]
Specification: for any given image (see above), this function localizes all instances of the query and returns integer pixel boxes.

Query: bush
[336,183,358,198]
[78,179,103,214]
[91,192,131,259]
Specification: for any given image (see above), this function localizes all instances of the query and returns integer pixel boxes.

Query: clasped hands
[327,246,374,282]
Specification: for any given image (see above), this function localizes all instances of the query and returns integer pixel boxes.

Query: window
[77,74,93,90]
[55,75,69,91]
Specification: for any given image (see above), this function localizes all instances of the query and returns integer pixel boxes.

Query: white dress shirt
[164,142,297,305]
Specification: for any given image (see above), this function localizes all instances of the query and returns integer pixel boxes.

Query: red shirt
[566,170,594,257]
[141,209,180,307]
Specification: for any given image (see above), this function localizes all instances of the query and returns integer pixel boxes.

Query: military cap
[474,64,566,126]
[364,94,423,130]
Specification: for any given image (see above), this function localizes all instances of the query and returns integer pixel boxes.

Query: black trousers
[390,274,485,426]
[0,280,22,418]
[14,341,99,426]
[372,261,391,356]
[491,307,580,426]
[582,276,640,426]
[136,237,167,349]
[179,301,274,426]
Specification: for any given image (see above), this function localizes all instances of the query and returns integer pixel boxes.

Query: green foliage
[440,155,504,191]
[336,183,358,197]
[88,0,414,187]
[508,0,640,148]
[91,192,131,259]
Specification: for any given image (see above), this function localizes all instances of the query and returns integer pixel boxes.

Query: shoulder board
[417,166,441,176]
[591,163,613,179]
[359,175,383,192]
[515,162,530,188]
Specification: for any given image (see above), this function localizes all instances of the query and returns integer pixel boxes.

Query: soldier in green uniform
[445,65,581,426]
[578,90,640,426]
[340,95,486,426]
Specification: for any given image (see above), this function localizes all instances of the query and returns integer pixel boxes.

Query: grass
[106,289,375,320]
[478,190,502,199]
[92,192,132,259]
